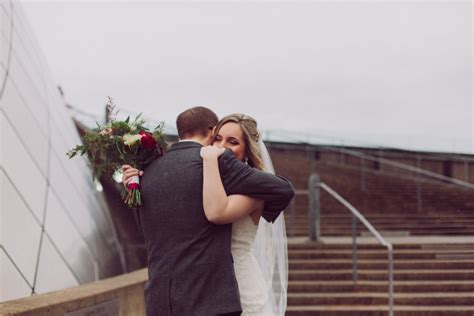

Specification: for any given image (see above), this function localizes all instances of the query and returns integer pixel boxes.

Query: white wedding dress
[229,139,288,316]
[231,215,274,316]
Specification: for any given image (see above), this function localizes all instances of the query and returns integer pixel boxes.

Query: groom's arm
[218,149,295,223]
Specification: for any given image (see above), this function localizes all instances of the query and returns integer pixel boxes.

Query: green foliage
[67,99,167,207]
[67,113,166,182]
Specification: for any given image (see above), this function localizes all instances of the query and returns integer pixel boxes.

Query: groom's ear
[205,126,216,140]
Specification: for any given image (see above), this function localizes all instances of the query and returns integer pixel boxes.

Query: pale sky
[22,1,473,153]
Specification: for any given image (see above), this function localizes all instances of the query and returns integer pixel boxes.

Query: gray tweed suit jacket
[139,141,294,316]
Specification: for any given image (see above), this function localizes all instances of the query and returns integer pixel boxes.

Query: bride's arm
[201,146,264,224]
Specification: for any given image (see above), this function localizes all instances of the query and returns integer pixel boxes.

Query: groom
[123,106,294,316]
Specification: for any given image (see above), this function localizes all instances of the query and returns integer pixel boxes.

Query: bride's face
[213,122,246,162]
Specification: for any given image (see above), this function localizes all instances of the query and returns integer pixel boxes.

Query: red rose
[139,131,157,149]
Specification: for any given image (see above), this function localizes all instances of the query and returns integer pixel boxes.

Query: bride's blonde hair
[213,113,264,171]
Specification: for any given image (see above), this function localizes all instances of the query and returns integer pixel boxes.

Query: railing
[320,146,474,214]
[308,174,394,316]
[322,146,474,190]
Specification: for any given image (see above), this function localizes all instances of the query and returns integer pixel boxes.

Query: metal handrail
[262,129,474,189]
[264,128,474,159]
[308,174,394,316]
[321,146,474,189]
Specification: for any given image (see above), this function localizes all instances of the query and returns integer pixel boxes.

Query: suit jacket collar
[168,141,203,152]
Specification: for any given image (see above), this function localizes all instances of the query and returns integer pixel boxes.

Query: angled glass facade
[0,0,124,302]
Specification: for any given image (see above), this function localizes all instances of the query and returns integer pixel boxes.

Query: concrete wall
[0,269,147,316]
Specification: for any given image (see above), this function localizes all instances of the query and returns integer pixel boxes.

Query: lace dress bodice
[231,216,273,315]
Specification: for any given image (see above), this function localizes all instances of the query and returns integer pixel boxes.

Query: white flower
[100,127,114,136]
[123,134,142,146]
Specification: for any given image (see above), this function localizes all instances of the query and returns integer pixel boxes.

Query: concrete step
[287,292,474,306]
[287,221,474,227]
[288,280,474,293]
[287,223,474,228]
[287,243,422,250]
[285,304,474,316]
[288,217,474,221]
[288,249,474,260]
[287,243,474,250]
[287,223,474,229]
[289,269,474,281]
[287,230,474,236]
[287,224,474,230]
[288,214,474,219]
[288,259,474,270]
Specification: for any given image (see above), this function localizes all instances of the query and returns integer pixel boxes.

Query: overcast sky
[22,1,473,153]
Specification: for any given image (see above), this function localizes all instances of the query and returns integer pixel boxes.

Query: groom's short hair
[176,106,219,139]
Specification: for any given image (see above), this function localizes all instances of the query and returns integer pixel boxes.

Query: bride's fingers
[121,165,132,171]
[125,168,142,175]
[124,168,138,174]
[124,169,139,177]
[122,173,133,182]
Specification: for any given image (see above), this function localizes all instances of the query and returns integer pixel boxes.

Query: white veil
[253,139,289,316]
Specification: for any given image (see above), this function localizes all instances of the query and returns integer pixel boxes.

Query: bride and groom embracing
[122,106,295,316]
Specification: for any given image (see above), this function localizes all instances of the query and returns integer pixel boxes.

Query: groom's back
[140,141,240,316]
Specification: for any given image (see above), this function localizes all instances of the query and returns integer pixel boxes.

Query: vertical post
[352,214,358,284]
[416,155,422,212]
[288,197,296,237]
[378,148,383,171]
[308,174,321,241]
[308,145,316,174]
[388,246,394,316]
[339,146,345,165]
[360,157,366,192]
[464,160,469,182]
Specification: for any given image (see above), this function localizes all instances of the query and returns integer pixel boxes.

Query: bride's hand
[200,146,225,160]
[121,165,144,190]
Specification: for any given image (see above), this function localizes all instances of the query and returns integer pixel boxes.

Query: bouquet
[67,97,166,207]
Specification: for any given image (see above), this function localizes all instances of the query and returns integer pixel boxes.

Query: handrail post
[352,214,358,283]
[308,174,321,241]
[339,146,345,165]
[287,197,296,237]
[416,154,422,212]
[360,156,366,192]
[464,159,469,182]
[388,246,394,316]
[319,182,394,314]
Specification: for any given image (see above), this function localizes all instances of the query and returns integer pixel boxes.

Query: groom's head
[176,106,218,144]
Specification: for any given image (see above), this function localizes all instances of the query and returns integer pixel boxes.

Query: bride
[201,114,288,316]
[123,113,288,315]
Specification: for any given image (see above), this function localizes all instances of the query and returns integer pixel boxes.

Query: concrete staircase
[279,159,474,315]
[287,214,474,237]
[285,241,474,316]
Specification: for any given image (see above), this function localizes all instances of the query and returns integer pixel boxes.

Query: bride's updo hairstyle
[214,113,264,171]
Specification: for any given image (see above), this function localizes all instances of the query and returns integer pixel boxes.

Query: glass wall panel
[34,235,80,295]
[44,191,96,283]
[0,79,49,173]
[0,111,47,220]
[0,170,42,285]
[0,249,32,301]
